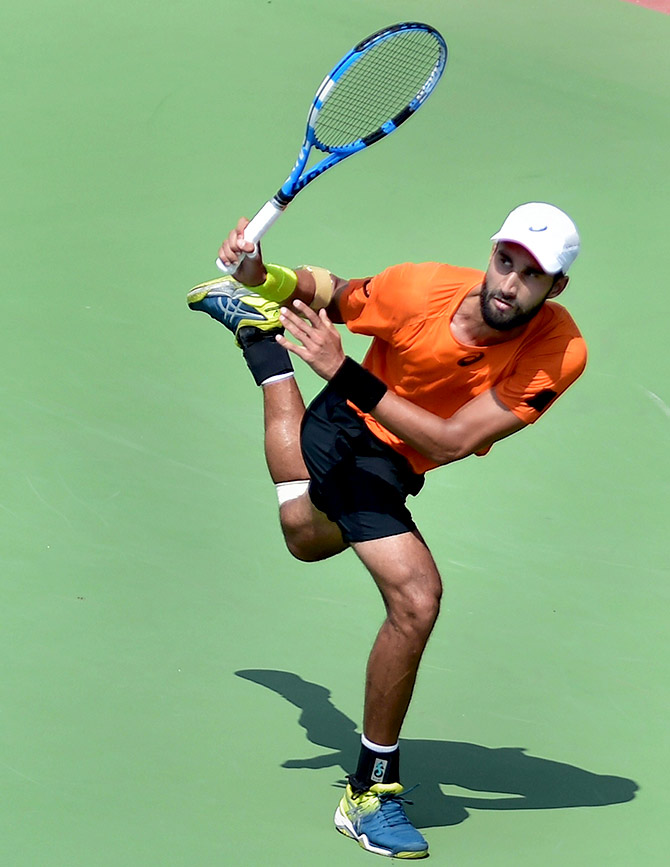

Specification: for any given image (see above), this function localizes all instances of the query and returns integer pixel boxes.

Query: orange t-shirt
[338,262,587,474]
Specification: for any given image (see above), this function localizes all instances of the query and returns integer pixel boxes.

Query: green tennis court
[3,0,668,863]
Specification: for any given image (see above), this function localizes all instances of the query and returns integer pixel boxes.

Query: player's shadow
[235,669,638,828]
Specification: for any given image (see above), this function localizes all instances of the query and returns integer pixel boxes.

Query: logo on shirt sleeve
[526,389,557,412]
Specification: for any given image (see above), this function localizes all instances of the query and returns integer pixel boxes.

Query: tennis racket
[216,21,447,274]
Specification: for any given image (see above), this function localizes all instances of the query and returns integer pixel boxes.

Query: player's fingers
[279,306,311,335]
[291,299,321,327]
[228,227,244,250]
[281,319,312,348]
[233,227,252,250]
[218,245,234,266]
[220,232,242,263]
[276,333,308,359]
[229,218,258,258]
[318,307,335,329]
[237,238,256,255]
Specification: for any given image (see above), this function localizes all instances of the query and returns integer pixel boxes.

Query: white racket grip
[215,199,286,274]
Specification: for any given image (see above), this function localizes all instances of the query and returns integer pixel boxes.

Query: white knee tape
[276,480,310,506]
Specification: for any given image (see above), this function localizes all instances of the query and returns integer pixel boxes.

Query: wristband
[251,263,298,303]
[330,357,388,413]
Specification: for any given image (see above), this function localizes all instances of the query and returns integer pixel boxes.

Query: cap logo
[528,225,548,232]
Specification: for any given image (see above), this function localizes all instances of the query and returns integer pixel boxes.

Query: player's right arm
[218,217,350,321]
[284,269,350,323]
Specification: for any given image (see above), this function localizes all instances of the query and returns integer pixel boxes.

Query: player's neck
[451,286,527,346]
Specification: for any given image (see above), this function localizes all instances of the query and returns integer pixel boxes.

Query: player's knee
[283,527,325,562]
[276,492,319,561]
[280,512,345,562]
[390,576,442,637]
[279,512,310,560]
[283,531,342,562]
[412,587,442,633]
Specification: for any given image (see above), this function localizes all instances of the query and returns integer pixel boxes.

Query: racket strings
[314,31,444,149]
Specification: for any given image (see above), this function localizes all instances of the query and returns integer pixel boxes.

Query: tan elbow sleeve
[300,265,334,310]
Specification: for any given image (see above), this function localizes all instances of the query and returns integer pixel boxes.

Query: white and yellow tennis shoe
[334,782,428,859]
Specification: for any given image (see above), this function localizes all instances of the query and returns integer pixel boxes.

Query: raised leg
[261,378,347,562]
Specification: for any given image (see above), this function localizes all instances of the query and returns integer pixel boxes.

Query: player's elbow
[432,446,469,466]
[428,424,474,466]
[424,437,470,467]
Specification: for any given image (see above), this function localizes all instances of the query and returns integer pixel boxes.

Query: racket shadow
[234,669,638,829]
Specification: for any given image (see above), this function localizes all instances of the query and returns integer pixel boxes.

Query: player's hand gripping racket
[216,21,447,274]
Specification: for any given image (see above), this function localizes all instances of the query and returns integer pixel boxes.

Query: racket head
[309,22,447,154]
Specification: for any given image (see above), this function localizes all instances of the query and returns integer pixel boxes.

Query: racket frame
[217,22,447,273]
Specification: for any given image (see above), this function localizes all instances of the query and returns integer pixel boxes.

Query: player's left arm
[378,329,586,464]
[370,388,526,465]
[278,300,528,465]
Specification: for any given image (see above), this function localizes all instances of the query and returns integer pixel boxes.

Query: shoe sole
[334,805,429,859]
[187,277,244,306]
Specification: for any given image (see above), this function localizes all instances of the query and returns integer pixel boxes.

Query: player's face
[481,242,567,331]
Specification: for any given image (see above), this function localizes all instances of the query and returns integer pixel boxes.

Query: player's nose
[499,272,519,297]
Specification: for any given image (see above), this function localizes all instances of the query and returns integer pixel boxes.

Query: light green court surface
[2,1,668,864]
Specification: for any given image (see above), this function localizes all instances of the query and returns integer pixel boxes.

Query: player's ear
[548,274,569,298]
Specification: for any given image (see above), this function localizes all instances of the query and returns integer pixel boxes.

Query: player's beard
[479,277,547,332]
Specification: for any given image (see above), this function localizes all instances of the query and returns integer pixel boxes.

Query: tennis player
[187,202,587,859]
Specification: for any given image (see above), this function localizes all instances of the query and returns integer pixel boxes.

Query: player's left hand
[277,300,345,380]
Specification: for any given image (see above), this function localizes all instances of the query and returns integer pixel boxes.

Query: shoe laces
[376,786,418,828]
[348,781,419,831]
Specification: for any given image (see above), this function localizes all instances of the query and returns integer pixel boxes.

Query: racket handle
[216,199,286,275]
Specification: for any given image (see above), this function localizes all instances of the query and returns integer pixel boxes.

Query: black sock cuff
[353,743,400,788]
[239,328,294,386]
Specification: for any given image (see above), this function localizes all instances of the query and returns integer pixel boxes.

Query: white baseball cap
[490,202,581,274]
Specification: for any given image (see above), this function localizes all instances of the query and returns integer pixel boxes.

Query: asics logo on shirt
[457,352,485,367]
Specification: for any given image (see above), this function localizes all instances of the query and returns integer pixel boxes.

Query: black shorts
[300,385,425,544]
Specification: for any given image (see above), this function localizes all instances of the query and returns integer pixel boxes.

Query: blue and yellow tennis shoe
[187,277,282,344]
[334,781,428,859]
